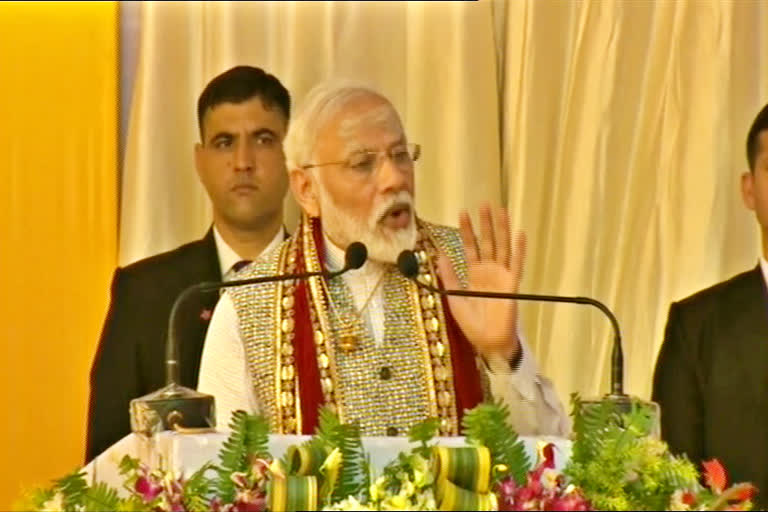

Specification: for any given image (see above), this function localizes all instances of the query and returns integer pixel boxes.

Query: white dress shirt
[760,256,768,287]
[213,225,284,279]
[198,235,570,436]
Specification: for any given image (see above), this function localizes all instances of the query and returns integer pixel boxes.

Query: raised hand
[436,203,526,361]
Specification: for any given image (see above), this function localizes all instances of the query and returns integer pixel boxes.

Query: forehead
[319,94,404,152]
[202,97,287,137]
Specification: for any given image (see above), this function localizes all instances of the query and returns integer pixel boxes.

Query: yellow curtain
[0,2,117,508]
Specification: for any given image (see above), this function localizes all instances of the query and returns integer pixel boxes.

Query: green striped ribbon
[286,443,332,475]
[268,475,318,512]
[432,446,494,511]
[436,478,496,511]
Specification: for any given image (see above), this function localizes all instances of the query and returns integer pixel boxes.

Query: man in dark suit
[86,66,291,461]
[653,102,768,501]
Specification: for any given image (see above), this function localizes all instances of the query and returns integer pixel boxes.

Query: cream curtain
[120,0,501,264]
[498,0,768,401]
[120,0,768,406]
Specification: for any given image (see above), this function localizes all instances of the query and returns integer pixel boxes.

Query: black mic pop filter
[397,249,420,279]
[345,241,368,270]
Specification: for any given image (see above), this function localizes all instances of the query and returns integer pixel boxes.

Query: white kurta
[198,235,571,436]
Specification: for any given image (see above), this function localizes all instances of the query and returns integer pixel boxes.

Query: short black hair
[747,102,768,172]
[196,65,291,139]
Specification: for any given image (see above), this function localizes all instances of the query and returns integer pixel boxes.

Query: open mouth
[380,203,412,229]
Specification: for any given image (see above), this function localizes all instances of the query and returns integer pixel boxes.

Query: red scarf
[291,218,483,433]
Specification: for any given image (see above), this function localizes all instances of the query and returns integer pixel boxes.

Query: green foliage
[566,394,700,510]
[82,482,121,511]
[409,417,440,459]
[183,462,215,512]
[215,409,270,502]
[461,402,531,485]
[53,470,89,511]
[118,455,141,475]
[377,450,434,499]
[409,417,441,445]
[18,471,124,512]
[11,487,54,511]
[315,406,368,503]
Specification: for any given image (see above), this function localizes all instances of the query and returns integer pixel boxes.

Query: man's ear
[290,167,320,217]
[742,171,756,211]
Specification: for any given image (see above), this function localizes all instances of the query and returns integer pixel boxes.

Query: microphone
[397,250,626,396]
[397,249,661,437]
[129,242,368,435]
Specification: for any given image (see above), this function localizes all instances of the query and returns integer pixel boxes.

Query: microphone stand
[129,243,367,436]
[397,250,660,437]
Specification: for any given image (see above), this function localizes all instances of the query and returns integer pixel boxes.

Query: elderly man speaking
[198,82,568,438]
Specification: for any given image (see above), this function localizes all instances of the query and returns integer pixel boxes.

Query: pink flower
[135,475,163,501]
[543,491,591,511]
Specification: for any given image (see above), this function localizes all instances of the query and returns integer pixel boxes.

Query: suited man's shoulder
[116,234,219,286]
[672,267,762,316]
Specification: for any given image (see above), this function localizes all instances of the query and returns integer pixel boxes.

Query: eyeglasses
[301,143,421,175]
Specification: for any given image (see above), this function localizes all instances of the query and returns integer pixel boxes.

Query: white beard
[317,188,417,264]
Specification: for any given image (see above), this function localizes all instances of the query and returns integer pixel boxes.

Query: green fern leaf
[215,410,270,503]
[183,462,215,512]
[408,417,440,445]
[461,402,531,484]
[313,406,367,502]
[408,417,440,459]
[52,470,89,510]
[570,393,617,463]
[82,482,121,511]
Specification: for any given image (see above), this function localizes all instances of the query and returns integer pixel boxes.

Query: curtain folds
[120,0,768,407]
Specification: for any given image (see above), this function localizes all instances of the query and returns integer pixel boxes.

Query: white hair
[285,80,393,170]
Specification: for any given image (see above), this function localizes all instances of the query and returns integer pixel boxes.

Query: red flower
[702,459,727,493]
[735,484,756,502]
[541,443,555,470]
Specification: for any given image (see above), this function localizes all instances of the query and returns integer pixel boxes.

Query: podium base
[130,383,216,436]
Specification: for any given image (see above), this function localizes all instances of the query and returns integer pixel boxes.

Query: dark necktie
[225,260,252,281]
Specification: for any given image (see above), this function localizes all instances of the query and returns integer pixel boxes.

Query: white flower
[40,493,65,512]
[323,496,375,511]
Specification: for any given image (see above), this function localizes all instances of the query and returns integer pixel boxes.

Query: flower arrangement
[17,397,756,511]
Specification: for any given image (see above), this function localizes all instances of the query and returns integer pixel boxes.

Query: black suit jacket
[652,265,768,501]
[86,230,221,461]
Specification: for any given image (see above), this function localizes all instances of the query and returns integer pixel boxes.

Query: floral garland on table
[17,397,756,512]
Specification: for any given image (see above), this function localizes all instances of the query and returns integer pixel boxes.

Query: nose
[233,140,254,172]
[376,154,411,195]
